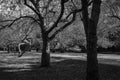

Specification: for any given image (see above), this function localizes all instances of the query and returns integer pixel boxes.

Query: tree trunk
[7,45,10,53]
[81,0,101,80]
[86,0,101,80]
[86,19,99,80]
[41,38,50,67]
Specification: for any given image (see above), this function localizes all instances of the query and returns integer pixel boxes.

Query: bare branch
[60,0,93,21]
[65,12,73,20]
[106,1,120,21]
[24,0,40,17]
[88,0,93,6]
[47,0,65,34]
[73,4,90,13]
[49,12,76,40]
[72,0,93,13]
[0,16,40,29]
[23,0,45,34]
[71,0,77,8]
[47,0,92,36]
[109,15,120,21]
[0,25,8,31]
[29,0,40,12]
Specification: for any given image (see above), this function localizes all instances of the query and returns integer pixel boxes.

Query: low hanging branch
[49,12,76,40]
[47,0,66,34]
[0,16,40,29]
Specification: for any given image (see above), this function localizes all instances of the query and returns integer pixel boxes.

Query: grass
[0,52,120,80]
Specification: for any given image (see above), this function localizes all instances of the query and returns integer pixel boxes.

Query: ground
[0,51,120,80]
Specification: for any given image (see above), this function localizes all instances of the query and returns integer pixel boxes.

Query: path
[51,53,120,66]
[0,52,120,71]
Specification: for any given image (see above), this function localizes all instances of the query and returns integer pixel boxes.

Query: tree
[0,0,77,67]
[23,0,77,67]
[80,0,101,80]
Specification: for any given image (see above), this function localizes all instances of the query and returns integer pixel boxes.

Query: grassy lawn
[0,52,120,80]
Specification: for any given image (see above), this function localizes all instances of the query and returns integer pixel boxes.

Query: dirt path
[0,52,120,71]
[51,53,120,66]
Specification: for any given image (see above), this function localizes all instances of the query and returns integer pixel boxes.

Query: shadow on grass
[0,57,120,80]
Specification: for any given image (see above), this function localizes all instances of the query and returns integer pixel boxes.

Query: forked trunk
[81,0,101,80]
[41,39,50,67]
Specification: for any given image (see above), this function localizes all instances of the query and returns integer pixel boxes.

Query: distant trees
[106,0,120,47]
[55,21,86,52]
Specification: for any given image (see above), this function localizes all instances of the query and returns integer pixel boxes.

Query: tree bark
[86,0,101,80]
[41,36,50,67]
[86,19,99,80]
[81,0,101,80]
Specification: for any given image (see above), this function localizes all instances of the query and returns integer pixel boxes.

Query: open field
[0,51,120,80]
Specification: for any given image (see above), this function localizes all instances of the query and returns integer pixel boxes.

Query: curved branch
[47,0,92,35]
[49,12,76,40]
[0,16,40,29]
[24,0,41,18]
[109,15,120,21]
[47,0,65,34]
[29,0,40,13]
